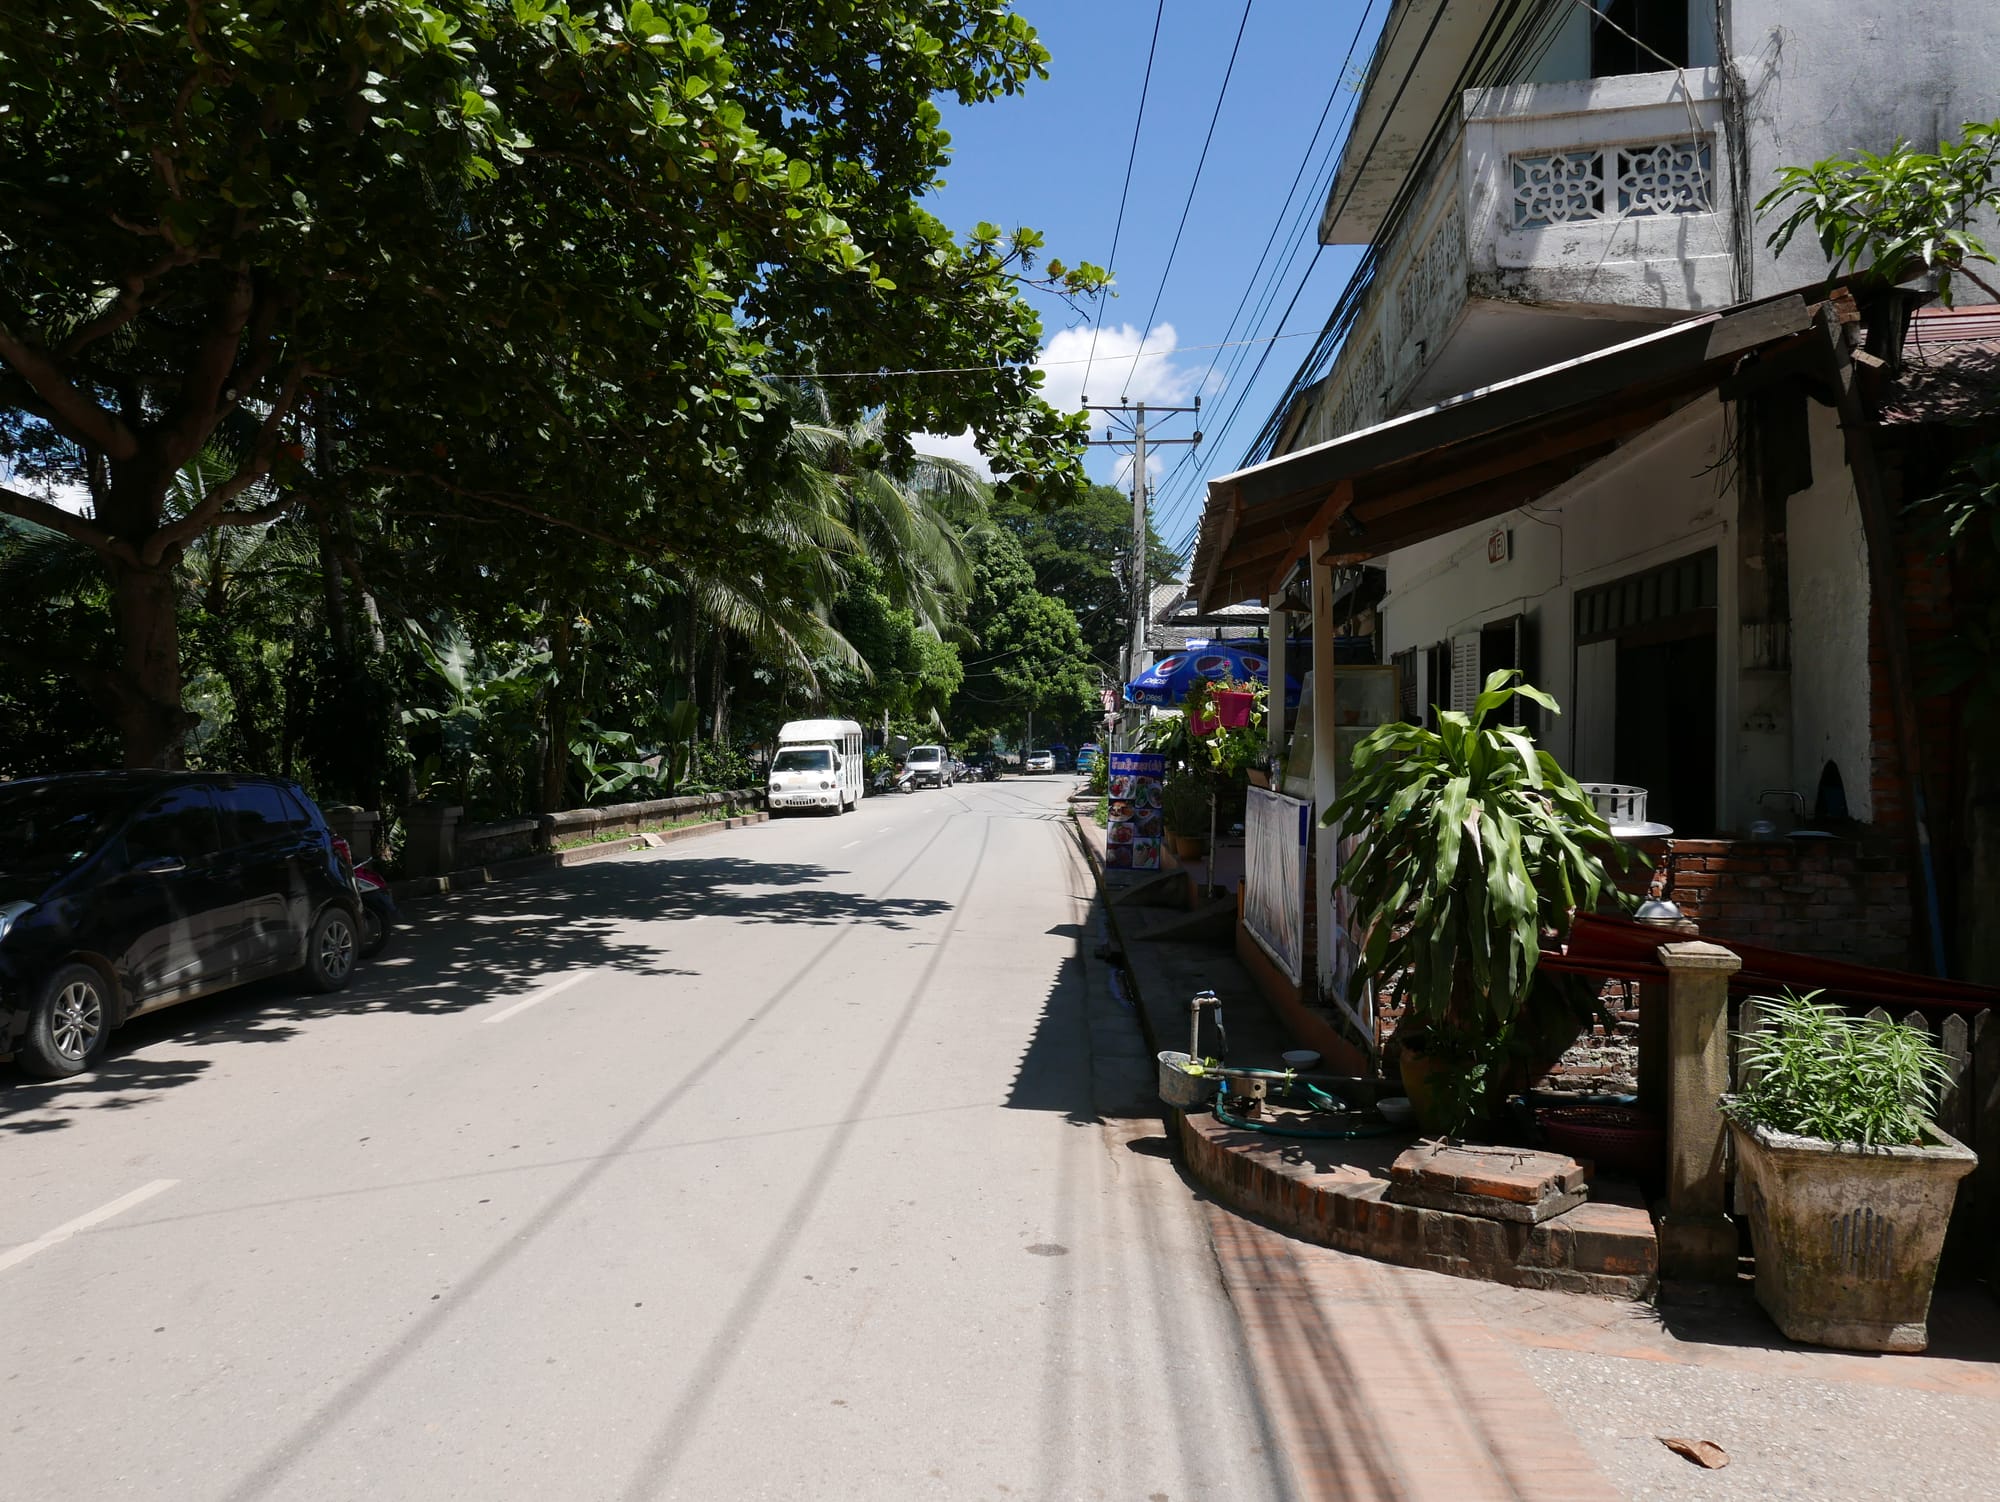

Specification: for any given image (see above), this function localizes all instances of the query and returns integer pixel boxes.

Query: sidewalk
[1070,807,2000,1501]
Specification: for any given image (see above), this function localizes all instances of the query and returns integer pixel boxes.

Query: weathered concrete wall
[1730,0,2000,300]
[1785,404,1874,821]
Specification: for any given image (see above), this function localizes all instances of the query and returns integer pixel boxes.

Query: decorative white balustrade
[1510,138,1714,227]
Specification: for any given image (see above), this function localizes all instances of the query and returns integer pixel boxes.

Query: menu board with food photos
[1104,751,1166,870]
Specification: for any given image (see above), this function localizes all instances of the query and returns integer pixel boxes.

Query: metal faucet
[1757,789,1806,819]
[1190,990,1227,1062]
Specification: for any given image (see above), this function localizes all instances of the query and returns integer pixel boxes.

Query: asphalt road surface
[1,777,1293,1501]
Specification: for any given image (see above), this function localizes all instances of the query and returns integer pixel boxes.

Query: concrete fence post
[1657,939,1744,1279]
[402,804,464,880]
[321,806,381,865]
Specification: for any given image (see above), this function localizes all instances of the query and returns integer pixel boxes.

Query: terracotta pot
[1213,689,1254,728]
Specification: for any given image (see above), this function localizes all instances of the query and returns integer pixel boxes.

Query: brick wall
[1629,836,1911,969]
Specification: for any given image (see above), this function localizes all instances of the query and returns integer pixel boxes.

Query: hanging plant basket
[1187,706,1218,737]
[1213,688,1255,728]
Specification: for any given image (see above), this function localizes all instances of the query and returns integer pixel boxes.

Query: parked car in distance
[1076,743,1102,772]
[1025,749,1056,774]
[905,745,952,788]
[0,772,363,1078]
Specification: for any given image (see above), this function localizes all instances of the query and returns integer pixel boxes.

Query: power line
[1080,0,1167,404]
[1120,0,1257,400]
[1145,0,1385,550]
[763,329,1312,383]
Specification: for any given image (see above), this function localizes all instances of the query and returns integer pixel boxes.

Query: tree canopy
[0,0,1103,765]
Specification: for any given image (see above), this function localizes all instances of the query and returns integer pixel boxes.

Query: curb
[1072,810,1659,1300]
[394,811,769,903]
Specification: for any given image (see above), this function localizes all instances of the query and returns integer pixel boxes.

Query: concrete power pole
[1086,399,1200,748]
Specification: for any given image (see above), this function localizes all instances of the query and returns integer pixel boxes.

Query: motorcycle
[352,858,398,958]
[871,764,918,795]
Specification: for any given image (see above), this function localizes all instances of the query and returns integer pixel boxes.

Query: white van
[771,719,865,814]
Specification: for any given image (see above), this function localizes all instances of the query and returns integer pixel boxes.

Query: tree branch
[0,321,140,460]
[366,465,665,559]
[143,361,306,563]
[60,246,200,357]
[160,264,253,466]
[0,480,131,562]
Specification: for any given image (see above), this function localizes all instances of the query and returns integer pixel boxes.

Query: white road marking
[840,840,862,849]
[0,1179,179,1275]
[875,827,891,833]
[482,970,595,1025]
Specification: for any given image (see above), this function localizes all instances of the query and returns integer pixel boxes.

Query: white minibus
[771,719,865,814]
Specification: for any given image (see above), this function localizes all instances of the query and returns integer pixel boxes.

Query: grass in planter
[1731,990,1953,1147]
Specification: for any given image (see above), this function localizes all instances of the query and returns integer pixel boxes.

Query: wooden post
[1974,1011,2000,1288]
[1658,939,1743,1279]
[1265,602,1289,774]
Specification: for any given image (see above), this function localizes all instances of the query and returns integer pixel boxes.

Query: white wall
[1379,397,1735,781]
[1730,0,2000,301]
[1785,402,1874,820]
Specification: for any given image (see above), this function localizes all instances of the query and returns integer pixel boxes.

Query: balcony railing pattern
[1510,138,1714,227]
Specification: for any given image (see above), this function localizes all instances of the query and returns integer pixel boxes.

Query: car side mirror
[132,855,186,876]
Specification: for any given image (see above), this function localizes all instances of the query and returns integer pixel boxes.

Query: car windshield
[908,748,941,763]
[773,748,832,773]
[0,781,130,880]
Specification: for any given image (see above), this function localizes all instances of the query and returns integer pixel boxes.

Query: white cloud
[908,426,992,481]
[912,320,1204,483]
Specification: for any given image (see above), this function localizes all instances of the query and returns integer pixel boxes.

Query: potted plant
[1211,678,1256,729]
[1323,670,1630,1136]
[1161,768,1213,858]
[1724,991,1976,1353]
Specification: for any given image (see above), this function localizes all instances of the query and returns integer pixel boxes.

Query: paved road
[1,778,1293,1501]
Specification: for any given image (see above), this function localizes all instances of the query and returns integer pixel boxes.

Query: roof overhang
[1191,294,1827,611]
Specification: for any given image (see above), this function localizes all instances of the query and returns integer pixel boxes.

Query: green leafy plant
[1729,991,1953,1147]
[1323,670,1631,1131]
[1160,767,1213,838]
[1758,120,2000,305]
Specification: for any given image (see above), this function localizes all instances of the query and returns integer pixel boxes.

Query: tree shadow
[0,852,951,1126]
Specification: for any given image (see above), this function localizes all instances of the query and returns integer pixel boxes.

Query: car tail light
[330,834,353,867]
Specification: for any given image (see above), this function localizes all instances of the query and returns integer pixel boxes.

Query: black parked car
[0,772,363,1078]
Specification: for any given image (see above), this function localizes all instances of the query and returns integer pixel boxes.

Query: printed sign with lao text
[1104,751,1166,870]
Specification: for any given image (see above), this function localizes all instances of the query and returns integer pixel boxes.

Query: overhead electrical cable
[1079,0,1167,404]
[1119,0,1257,400]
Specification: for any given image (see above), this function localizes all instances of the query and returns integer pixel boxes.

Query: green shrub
[1729,990,1953,1147]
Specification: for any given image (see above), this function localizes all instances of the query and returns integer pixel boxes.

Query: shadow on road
[0,851,951,1132]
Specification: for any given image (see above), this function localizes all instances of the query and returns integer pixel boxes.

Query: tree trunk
[106,555,193,768]
[539,611,575,815]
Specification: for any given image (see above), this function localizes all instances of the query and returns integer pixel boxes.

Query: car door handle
[132,856,187,875]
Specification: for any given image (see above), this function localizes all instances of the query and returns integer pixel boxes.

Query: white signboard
[1243,787,1309,985]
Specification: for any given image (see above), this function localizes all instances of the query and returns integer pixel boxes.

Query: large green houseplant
[1723,992,1976,1352]
[1323,670,1629,1134]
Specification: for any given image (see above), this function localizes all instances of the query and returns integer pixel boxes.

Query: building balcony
[1278,68,1736,458]
[1465,67,1737,314]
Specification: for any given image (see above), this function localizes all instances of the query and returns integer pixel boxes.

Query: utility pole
[1086,398,1200,748]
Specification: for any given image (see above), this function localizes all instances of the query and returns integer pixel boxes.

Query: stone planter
[1727,1112,1976,1352]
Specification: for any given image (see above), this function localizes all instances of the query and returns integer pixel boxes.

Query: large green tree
[948,525,1094,743]
[0,0,1099,765]
[992,483,1179,672]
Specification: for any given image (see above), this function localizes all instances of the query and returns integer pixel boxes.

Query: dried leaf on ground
[1658,1436,1730,1469]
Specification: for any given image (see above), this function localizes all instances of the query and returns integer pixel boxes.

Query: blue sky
[921,1,1386,561]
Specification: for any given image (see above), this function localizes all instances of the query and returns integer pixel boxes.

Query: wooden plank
[1263,479,1353,597]
[1974,1012,2000,1284]
[1940,1012,1972,1145]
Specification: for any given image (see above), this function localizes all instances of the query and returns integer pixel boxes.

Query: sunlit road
[1,777,1291,1500]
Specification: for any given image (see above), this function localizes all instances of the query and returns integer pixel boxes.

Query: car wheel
[18,962,112,1079]
[359,902,391,960]
[302,905,359,993]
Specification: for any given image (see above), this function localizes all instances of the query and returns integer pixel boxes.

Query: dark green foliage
[1730,991,1953,1147]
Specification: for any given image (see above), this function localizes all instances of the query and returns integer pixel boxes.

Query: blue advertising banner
[1104,751,1166,870]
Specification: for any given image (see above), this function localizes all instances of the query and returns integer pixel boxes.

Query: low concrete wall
[453,788,763,863]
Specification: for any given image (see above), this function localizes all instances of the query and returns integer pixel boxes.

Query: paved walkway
[1074,802,2000,1501]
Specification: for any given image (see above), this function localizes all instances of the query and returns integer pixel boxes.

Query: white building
[1191,0,1995,1017]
